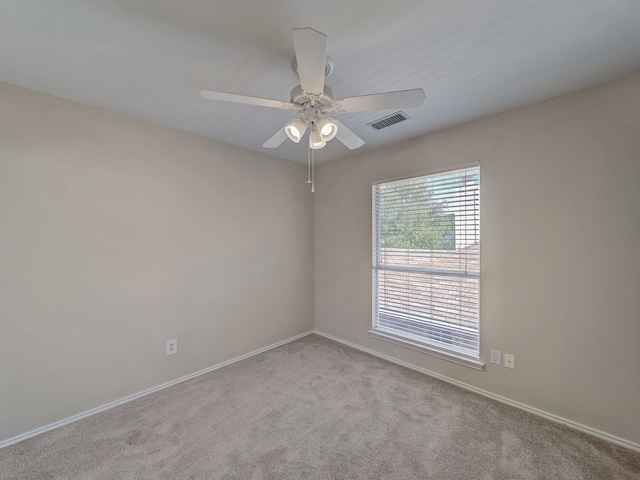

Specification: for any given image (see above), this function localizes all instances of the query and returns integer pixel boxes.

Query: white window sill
[368,329,485,371]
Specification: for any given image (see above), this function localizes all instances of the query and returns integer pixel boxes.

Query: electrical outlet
[490,349,502,365]
[504,353,515,369]
[166,339,177,356]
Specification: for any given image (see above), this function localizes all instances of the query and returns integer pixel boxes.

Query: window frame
[370,164,484,370]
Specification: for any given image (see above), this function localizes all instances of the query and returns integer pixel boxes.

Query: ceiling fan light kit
[309,125,326,150]
[285,118,307,143]
[200,27,426,191]
[316,117,338,141]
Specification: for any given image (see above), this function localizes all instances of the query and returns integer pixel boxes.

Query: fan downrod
[291,55,334,79]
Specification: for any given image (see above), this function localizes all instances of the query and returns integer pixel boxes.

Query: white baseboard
[0,331,315,450]
[313,330,640,454]
[5,329,638,454]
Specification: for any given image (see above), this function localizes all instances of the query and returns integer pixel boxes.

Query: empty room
[1,1,640,478]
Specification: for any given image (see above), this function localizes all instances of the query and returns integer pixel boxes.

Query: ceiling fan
[200,27,426,152]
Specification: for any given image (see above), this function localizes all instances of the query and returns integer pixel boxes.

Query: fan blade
[200,90,299,110]
[333,119,364,150]
[333,88,426,113]
[262,126,289,148]
[292,27,327,97]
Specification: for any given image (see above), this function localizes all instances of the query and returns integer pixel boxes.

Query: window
[371,166,482,369]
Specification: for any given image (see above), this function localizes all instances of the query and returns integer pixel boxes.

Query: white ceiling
[2,0,640,165]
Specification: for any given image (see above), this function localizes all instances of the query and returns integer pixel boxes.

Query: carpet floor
[1,334,639,479]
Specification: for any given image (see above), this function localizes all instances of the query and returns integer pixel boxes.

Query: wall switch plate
[490,349,502,365]
[166,339,177,356]
[504,353,515,369]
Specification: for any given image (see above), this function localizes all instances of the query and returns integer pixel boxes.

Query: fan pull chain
[307,146,311,184]
[311,147,315,193]
[305,146,315,193]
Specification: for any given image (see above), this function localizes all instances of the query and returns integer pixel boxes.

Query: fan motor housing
[290,84,334,108]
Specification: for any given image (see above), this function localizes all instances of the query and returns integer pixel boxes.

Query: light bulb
[309,126,326,149]
[285,118,307,143]
[316,117,338,142]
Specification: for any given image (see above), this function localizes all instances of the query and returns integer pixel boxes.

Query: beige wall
[0,83,314,442]
[314,73,640,445]
[2,72,639,448]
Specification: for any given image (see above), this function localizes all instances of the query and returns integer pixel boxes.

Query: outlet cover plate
[504,353,515,369]
[490,349,502,365]
[166,339,177,356]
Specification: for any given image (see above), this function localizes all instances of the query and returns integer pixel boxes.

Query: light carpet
[1,334,639,479]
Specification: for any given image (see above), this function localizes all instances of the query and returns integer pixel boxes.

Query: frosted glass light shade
[285,118,307,143]
[317,117,338,141]
[309,126,326,149]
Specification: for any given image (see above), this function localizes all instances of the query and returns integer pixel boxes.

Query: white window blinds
[372,166,480,358]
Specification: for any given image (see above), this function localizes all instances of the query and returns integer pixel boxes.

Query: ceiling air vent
[367,111,410,131]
